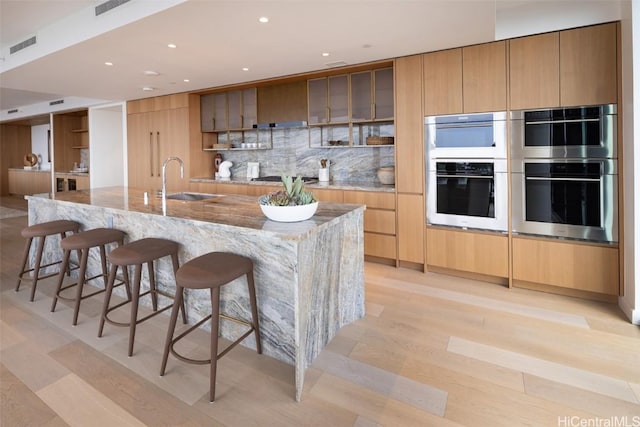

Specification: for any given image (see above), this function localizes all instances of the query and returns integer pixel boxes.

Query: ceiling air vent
[325,60,348,68]
[95,0,130,16]
[8,109,19,114]
[10,36,36,55]
[49,99,64,106]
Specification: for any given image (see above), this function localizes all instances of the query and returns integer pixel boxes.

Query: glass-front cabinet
[308,67,395,148]
[201,88,270,151]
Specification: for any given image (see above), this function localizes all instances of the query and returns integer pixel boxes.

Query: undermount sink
[165,192,222,201]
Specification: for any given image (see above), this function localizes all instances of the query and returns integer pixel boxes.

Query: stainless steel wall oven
[427,159,508,232]
[511,104,618,243]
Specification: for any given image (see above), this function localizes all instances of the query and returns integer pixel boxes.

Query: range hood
[252,120,307,129]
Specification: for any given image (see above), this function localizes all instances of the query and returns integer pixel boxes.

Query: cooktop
[252,176,318,183]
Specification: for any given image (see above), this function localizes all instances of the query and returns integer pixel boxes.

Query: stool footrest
[55,274,110,303]
[169,313,256,365]
[18,260,80,283]
[103,295,173,328]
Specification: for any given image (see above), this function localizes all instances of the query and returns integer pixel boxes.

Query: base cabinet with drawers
[8,170,51,195]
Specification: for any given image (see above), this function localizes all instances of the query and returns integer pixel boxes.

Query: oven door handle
[436,174,494,179]
[525,176,601,182]
[436,122,493,129]
[524,118,600,125]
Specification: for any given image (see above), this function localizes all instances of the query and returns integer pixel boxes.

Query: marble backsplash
[212,127,395,181]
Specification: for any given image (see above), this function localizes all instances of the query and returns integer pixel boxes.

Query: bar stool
[98,238,187,356]
[16,220,80,302]
[51,228,125,325]
[160,252,262,402]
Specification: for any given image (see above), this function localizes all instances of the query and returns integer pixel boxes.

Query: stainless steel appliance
[427,158,508,232]
[511,104,617,159]
[512,159,618,243]
[425,112,507,159]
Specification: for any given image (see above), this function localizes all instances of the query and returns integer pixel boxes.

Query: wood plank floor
[1,195,639,426]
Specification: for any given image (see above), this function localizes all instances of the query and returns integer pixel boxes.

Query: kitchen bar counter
[26,187,365,401]
[190,176,395,193]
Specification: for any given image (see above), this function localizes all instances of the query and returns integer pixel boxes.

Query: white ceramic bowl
[260,202,319,222]
[377,166,395,185]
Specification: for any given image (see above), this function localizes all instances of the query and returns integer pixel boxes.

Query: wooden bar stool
[16,219,80,302]
[160,252,262,402]
[98,238,187,356]
[51,228,125,325]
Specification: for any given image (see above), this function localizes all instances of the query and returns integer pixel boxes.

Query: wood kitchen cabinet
[426,227,508,279]
[395,55,425,267]
[344,190,396,262]
[257,81,307,124]
[52,110,89,174]
[423,41,507,114]
[512,236,619,298]
[127,97,190,192]
[201,88,257,132]
[509,22,618,109]
[8,170,51,195]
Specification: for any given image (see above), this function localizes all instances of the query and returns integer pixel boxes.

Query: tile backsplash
[211,127,395,181]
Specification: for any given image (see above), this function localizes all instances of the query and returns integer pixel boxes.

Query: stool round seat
[16,219,80,302]
[161,251,262,402]
[21,220,79,239]
[98,237,185,357]
[51,227,125,325]
[176,252,253,289]
[60,228,125,251]
[108,238,180,265]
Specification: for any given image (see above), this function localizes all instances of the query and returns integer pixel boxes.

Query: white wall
[88,103,125,189]
[620,0,640,325]
[30,124,51,170]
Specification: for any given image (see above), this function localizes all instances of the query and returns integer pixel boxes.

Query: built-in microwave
[425,112,507,159]
[511,104,617,160]
[511,158,618,243]
[427,158,508,232]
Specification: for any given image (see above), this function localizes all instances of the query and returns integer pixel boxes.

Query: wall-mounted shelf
[71,129,88,133]
[71,145,89,149]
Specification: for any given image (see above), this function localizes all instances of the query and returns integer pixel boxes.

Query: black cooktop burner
[252,176,318,183]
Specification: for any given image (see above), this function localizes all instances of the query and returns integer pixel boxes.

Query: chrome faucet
[161,156,184,201]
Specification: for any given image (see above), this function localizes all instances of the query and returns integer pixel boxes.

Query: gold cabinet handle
[149,132,154,177]
[156,132,160,177]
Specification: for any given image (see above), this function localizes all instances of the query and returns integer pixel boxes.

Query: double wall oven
[425,112,508,233]
[511,104,618,243]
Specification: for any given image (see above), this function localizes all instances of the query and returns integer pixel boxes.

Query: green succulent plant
[258,175,317,206]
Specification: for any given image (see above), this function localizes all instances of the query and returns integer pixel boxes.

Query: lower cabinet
[54,173,89,192]
[426,227,509,278]
[8,170,52,195]
[343,190,397,261]
[512,236,619,296]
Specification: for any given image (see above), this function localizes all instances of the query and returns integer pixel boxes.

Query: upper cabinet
[509,22,618,109]
[424,41,507,115]
[559,22,618,107]
[257,81,307,124]
[308,67,395,148]
[201,88,257,132]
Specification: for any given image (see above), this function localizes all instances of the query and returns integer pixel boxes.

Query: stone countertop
[40,186,364,240]
[190,176,395,193]
[54,171,90,177]
[8,168,52,173]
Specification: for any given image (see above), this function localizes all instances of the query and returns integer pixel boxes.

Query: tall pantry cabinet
[127,94,192,192]
[394,55,425,268]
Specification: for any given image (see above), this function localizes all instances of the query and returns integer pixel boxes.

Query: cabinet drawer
[343,190,395,209]
[312,188,344,203]
[512,237,619,295]
[365,233,397,259]
[365,209,395,235]
[426,227,508,278]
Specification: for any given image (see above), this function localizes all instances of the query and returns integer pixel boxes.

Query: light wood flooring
[1,195,639,426]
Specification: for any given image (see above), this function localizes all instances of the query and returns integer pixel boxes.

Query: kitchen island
[25,187,365,401]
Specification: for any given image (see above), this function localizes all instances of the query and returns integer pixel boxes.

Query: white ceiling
[0,0,622,119]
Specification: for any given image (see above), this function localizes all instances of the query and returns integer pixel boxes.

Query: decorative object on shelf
[23,153,38,167]
[366,136,394,145]
[328,140,345,146]
[214,153,223,175]
[218,161,233,179]
[211,143,232,150]
[258,175,318,222]
[377,166,395,185]
[319,159,330,182]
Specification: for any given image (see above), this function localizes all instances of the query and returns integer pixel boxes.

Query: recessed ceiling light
[242,67,249,72]
[104,62,113,66]
[167,43,177,48]
[322,52,330,57]
[183,79,190,82]
[258,16,269,23]
[144,70,159,76]
[142,87,155,91]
